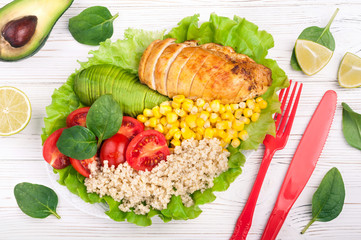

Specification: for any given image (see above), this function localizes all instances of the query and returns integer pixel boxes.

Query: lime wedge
[338,52,361,88]
[295,39,333,76]
[0,86,32,136]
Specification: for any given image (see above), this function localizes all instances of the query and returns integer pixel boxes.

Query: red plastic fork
[230,80,303,240]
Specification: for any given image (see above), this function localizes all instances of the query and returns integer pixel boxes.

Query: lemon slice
[338,52,361,88]
[0,86,32,136]
[295,39,333,76]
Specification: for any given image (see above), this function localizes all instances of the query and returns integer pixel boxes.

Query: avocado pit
[2,15,37,48]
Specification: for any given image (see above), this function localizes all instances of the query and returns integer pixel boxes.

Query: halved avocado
[0,0,73,61]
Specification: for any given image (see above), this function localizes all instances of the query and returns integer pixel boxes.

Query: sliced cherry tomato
[117,116,144,140]
[126,130,169,171]
[66,107,90,128]
[70,155,97,178]
[43,128,70,169]
[100,134,129,167]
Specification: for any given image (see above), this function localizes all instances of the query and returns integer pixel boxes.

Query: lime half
[0,86,32,136]
[338,52,361,88]
[295,39,333,76]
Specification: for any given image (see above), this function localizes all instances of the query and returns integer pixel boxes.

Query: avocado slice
[0,0,73,61]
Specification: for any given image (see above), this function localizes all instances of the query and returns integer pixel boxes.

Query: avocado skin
[0,0,74,61]
[74,64,170,117]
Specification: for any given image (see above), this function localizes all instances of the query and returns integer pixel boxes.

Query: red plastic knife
[260,90,337,240]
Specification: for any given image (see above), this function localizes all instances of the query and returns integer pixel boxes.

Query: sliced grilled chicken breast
[138,39,160,81]
[138,39,272,103]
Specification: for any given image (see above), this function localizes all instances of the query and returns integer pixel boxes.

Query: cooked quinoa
[84,138,229,215]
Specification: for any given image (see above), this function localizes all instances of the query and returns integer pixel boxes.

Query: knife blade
[260,90,337,240]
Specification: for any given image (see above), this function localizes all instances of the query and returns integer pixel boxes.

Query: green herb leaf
[291,9,339,70]
[342,103,361,150]
[14,182,61,219]
[301,167,345,234]
[86,95,123,147]
[69,6,119,46]
[57,126,97,160]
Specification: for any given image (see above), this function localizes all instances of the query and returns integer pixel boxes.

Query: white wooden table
[1,0,361,239]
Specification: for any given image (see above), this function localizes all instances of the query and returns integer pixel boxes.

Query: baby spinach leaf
[291,8,339,71]
[342,103,361,150]
[86,95,123,147]
[301,167,345,234]
[57,126,97,160]
[14,182,60,219]
[69,6,119,46]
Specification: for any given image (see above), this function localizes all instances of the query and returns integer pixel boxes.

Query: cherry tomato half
[126,130,169,171]
[66,107,90,128]
[43,128,70,169]
[70,155,97,178]
[117,116,144,140]
[100,134,129,167]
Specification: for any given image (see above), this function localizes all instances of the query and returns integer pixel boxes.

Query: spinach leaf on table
[57,126,97,160]
[291,8,339,71]
[301,167,345,234]
[342,102,361,150]
[86,95,123,147]
[14,182,61,219]
[69,6,119,46]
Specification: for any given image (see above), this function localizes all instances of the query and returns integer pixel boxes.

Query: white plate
[46,150,254,219]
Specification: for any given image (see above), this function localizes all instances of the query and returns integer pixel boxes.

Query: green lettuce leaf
[42,13,288,226]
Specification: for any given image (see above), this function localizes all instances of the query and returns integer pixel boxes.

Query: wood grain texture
[1,0,361,239]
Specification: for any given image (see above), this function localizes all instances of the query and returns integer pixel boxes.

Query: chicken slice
[142,38,176,89]
[166,47,197,98]
[138,39,160,81]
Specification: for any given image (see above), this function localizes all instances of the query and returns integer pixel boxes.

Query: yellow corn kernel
[143,108,154,117]
[227,129,238,139]
[244,117,251,125]
[170,121,180,128]
[174,131,182,140]
[137,115,147,123]
[160,101,171,106]
[209,113,219,124]
[190,106,199,114]
[217,129,227,139]
[204,128,214,138]
[160,105,172,115]
[149,117,157,128]
[216,121,228,130]
[154,124,164,133]
[196,133,203,140]
[259,100,268,109]
[165,132,173,140]
[256,97,263,103]
[203,120,211,128]
[230,104,239,111]
[144,120,150,127]
[234,109,243,119]
[231,138,241,148]
[224,135,232,143]
[160,117,167,126]
[239,102,246,109]
[196,98,206,108]
[221,111,233,120]
[171,101,181,109]
[232,120,245,131]
[180,120,188,129]
[220,140,228,148]
[170,139,181,147]
[152,106,162,118]
[219,104,226,114]
[203,102,210,110]
[210,100,221,112]
[182,100,194,112]
[254,105,261,113]
[173,95,185,104]
[185,115,197,128]
[251,113,260,122]
[168,127,180,136]
[166,112,178,123]
[225,104,232,112]
[246,99,255,109]
[196,118,205,128]
[243,108,253,118]
[181,127,195,139]
[195,127,203,135]
[239,130,249,141]
[174,108,186,117]
[199,111,210,121]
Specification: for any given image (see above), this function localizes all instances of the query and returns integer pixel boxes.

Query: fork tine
[278,82,299,132]
[275,80,292,128]
[283,83,303,136]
